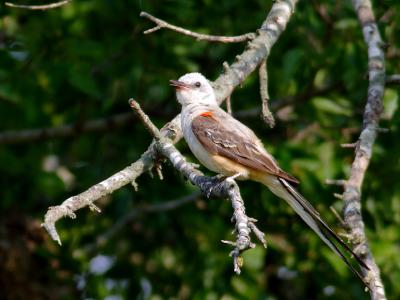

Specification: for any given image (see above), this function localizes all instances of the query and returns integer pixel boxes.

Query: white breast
[181,105,223,174]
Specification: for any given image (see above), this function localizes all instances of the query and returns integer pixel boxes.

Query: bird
[170,72,369,287]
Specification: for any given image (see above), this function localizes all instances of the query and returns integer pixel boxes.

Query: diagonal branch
[341,1,386,299]
[140,12,255,43]
[42,0,298,247]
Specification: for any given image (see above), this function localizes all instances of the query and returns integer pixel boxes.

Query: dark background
[1,0,399,299]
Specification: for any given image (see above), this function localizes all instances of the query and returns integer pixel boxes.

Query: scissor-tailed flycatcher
[170,72,369,285]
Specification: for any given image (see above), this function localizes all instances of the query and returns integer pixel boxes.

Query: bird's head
[170,72,216,107]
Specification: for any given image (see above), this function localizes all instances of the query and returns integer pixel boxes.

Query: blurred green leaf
[312,97,351,116]
[382,88,398,119]
[68,64,101,98]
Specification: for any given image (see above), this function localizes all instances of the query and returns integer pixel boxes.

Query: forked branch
[140,12,255,43]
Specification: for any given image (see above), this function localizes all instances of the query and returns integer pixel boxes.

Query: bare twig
[341,1,387,298]
[325,179,347,186]
[375,127,389,133]
[0,113,134,145]
[386,74,400,85]
[333,193,343,200]
[222,63,232,115]
[129,99,266,273]
[341,142,357,148]
[329,206,347,228]
[140,12,255,43]
[226,96,232,115]
[259,59,275,128]
[5,0,70,10]
[42,0,298,249]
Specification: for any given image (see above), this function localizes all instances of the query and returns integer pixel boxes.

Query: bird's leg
[214,173,243,183]
[212,174,227,181]
[226,173,242,181]
[205,174,225,198]
[206,173,243,198]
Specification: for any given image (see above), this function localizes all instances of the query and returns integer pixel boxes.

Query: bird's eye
[194,82,201,88]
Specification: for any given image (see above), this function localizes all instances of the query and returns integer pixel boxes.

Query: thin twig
[333,193,343,200]
[5,0,70,10]
[341,142,357,148]
[140,12,255,43]
[329,206,347,228]
[129,99,266,273]
[259,59,275,128]
[226,96,232,115]
[375,127,389,133]
[386,74,400,85]
[342,1,387,299]
[325,179,347,186]
[222,63,233,115]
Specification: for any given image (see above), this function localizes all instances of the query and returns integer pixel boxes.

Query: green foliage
[1,0,399,299]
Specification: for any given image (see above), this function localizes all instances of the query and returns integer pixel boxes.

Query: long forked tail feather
[266,176,369,289]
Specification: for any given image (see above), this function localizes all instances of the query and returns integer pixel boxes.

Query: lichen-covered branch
[42,150,155,245]
[42,0,298,246]
[130,99,266,273]
[5,0,70,10]
[341,1,386,299]
[140,12,255,43]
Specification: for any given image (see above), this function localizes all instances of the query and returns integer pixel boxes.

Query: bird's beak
[169,80,192,90]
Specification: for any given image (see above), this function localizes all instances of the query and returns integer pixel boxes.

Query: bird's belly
[185,130,222,173]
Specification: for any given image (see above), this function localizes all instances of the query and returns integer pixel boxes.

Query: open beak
[169,80,192,90]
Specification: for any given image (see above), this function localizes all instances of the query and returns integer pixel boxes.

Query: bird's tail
[259,174,369,288]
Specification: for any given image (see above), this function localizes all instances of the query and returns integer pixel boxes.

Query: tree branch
[5,0,70,10]
[42,0,298,250]
[140,12,255,43]
[1,81,333,145]
[386,74,400,85]
[340,1,386,298]
[129,99,266,273]
[0,113,134,145]
[259,59,275,128]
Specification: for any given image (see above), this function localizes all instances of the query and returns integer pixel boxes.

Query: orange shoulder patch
[200,111,213,117]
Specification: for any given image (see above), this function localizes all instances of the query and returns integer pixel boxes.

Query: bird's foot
[206,173,243,198]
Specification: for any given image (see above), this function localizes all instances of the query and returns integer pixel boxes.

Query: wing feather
[191,113,299,185]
